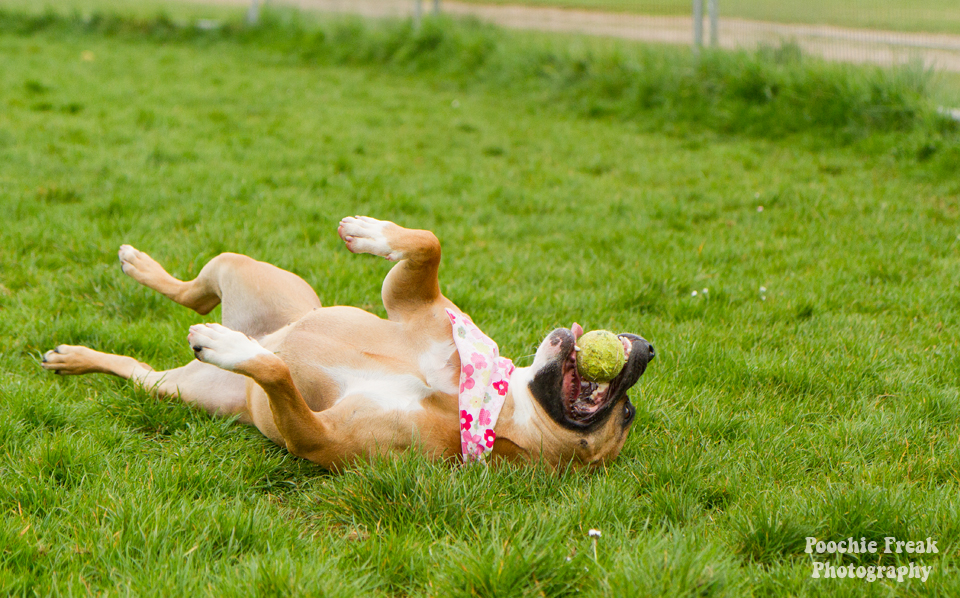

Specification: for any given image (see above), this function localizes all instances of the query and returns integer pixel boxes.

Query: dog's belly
[243,306,462,455]
[261,306,460,412]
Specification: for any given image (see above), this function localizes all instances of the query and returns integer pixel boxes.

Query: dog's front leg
[186,323,339,467]
[338,216,453,319]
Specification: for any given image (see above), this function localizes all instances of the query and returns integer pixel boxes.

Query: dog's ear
[491,436,526,461]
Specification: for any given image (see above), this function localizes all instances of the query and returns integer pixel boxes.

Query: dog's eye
[622,400,635,426]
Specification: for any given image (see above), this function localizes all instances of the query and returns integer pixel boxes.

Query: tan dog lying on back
[43,217,654,470]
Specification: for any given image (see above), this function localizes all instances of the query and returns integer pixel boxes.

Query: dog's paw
[41,345,100,375]
[119,245,167,285]
[338,216,403,261]
[187,323,272,372]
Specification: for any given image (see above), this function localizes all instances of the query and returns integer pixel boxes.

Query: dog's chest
[325,339,459,411]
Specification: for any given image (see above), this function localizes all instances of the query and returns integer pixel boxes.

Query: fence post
[433,0,440,15]
[692,0,703,54]
[414,0,423,29]
[708,0,718,46]
[247,0,260,24]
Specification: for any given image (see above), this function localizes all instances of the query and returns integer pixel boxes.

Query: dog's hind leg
[118,246,321,338]
[41,344,249,421]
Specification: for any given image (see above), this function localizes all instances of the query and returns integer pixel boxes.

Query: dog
[42,216,654,470]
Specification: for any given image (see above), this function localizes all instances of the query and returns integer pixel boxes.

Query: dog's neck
[492,366,567,464]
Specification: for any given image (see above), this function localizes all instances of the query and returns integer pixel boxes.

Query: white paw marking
[338,216,402,261]
[187,323,272,371]
[118,244,141,275]
[118,244,138,261]
[41,345,83,375]
[118,244,164,283]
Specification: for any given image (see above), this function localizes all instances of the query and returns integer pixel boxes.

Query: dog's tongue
[572,322,584,341]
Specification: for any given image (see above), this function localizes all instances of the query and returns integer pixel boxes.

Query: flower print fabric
[446,308,515,463]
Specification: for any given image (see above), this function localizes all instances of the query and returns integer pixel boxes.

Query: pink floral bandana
[446,309,515,463]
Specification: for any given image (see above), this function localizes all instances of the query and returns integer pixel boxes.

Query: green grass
[3,0,242,20]
[2,6,960,596]
[3,7,952,142]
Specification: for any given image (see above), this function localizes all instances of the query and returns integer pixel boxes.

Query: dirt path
[196,0,960,72]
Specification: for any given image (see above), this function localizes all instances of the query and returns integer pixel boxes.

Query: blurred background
[11,0,960,79]
[59,0,951,112]
[233,0,960,72]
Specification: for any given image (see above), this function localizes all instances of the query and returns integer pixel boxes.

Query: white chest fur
[325,340,459,412]
[418,340,459,397]
[507,367,536,427]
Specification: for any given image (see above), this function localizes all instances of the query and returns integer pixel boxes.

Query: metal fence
[247,0,960,72]
[691,0,960,72]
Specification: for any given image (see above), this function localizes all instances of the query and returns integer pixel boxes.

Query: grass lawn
[1,5,960,596]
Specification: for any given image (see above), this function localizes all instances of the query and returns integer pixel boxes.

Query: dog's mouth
[561,333,635,425]
[528,326,654,431]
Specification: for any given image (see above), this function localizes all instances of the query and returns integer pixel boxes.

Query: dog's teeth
[590,382,609,402]
[574,345,581,352]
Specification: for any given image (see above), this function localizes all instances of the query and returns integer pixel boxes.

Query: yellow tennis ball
[576,330,626,382]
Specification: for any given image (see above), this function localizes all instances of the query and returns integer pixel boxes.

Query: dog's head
[499,324,654,468]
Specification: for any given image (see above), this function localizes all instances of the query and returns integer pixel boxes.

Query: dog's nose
[646,341,655,361]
